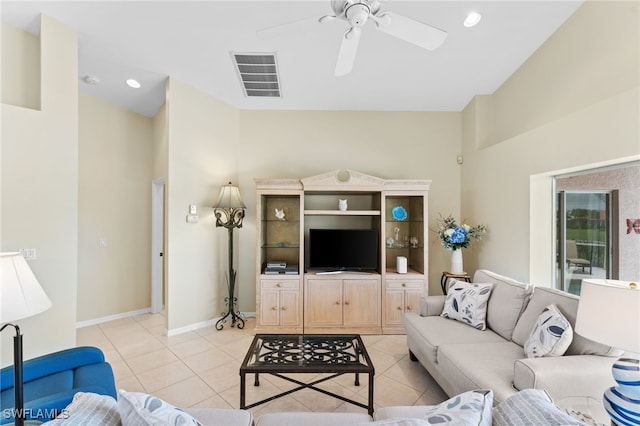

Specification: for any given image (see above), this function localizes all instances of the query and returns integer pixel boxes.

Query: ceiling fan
[257,0,448,76]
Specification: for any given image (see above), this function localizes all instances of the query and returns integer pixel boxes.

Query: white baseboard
[166,312,256,336]
[76,307,152,328]
[76,308,257,336]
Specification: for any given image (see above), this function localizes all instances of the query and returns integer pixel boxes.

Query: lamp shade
[1,252,52,323]
[213,182,246,209]
[575,279,640,354]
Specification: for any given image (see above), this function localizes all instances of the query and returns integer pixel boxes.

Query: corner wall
[164,78,241,333]
[77,93,153,321]
[461,1,640,284]
[1,16,78,364]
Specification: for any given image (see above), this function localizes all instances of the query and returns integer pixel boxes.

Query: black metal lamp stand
[213,183,246,330]
[0,324,24,426]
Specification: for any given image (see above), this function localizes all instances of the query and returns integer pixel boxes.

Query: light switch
[189,204,197,215]
[186,215,199,223]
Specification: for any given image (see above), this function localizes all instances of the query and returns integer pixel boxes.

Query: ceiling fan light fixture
[464,11,482,28]
[345,3,370,27]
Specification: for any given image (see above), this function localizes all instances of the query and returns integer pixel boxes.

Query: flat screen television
[308,229,379,272]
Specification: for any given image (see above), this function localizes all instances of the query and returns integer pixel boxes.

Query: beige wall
[461,1,640,284]
[77,92,153,321]
[164,78,241,332]
[237,111,462,299]
[1,24,40,110]
[2,0,638,343]
[1,16,78,364]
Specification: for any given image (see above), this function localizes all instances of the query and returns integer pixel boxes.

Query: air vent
[232,53,281,98]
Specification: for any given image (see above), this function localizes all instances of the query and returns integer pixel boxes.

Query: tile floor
[77,312,448,418]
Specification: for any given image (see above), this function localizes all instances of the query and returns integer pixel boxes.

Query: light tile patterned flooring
[77,312,447,418]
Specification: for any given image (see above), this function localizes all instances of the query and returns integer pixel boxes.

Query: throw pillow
[423,389,493,426]
[492,389,585,426]
[524,304,573,358]
[117,390,203,426]
[43,392,121,426]
[441,281,493,330]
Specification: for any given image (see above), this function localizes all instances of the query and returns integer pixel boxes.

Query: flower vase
[450,249,464,274]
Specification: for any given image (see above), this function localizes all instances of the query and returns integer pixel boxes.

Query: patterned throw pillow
[441,281,494,330]
[43,392,120,426]
[524,304,573,358]
[423,389,493,426]
[117,390,203,426]
[492,389,585,426]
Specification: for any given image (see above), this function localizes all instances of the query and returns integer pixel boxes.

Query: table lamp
[212,182,246,330]
[1,252,52,426]
[575,279,640,426]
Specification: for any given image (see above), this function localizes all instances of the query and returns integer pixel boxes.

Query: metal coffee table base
[239,334,375,415]
[241,370,373,414]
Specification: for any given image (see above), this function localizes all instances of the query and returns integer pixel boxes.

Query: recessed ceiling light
[126,79,141,89]
[464,11,482,28]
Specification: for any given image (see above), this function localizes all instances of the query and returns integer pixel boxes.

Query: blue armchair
[0,346,117,424]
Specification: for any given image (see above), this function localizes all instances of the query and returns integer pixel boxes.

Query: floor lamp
[213,182,246,330]
[576,279,640,426]
[0,252,52,426]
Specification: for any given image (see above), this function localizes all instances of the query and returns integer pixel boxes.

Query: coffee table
[239,334,375,415]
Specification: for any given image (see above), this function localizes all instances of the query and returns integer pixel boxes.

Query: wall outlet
[18,248,37,260]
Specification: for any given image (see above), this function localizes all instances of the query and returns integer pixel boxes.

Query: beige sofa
[403,269,620,404]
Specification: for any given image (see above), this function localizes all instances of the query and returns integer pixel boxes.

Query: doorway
[556,190,618,294]
[151,178,166,313]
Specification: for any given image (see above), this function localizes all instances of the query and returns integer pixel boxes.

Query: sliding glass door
[556,191,617,294]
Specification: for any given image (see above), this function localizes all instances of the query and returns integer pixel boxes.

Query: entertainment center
[254,170,430,334]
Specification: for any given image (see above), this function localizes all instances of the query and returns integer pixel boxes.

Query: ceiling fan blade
[374,11,447,51]
[257,15,329,39]
[334,27,362,76]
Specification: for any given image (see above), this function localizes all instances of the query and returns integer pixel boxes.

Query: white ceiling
[1,1,583,117]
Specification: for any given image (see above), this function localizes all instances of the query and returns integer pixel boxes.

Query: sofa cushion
[473,270,532,341]
[441,281,493,330]
[513,354,616,400]
[492,388,585,426]
[403,314,506,366]
[117,390,202,426]
[374,390,493,426]
[524,304,573,358]
[255,412,372,426]
[184,408,252,426]
[512,286,622,356]
[436,342,525,404]
[42,392,120,426]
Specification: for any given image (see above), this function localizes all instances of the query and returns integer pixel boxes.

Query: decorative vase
[603,357,640,426]
[450,249,464,274]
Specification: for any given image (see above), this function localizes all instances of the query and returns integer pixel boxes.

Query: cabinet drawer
[261,279,300,290]
[386,279,423,290]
